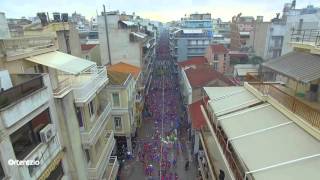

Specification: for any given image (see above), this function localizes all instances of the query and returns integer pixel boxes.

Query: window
[10,109,50,160]
[114,117,122,129]
[112,92,120,107]
[85,149,90,163]
[213,63,218,70]
[75,106,84,129]
[88,100,95,117]
[214,54,219,61]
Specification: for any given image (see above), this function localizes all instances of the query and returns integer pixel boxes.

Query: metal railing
[53,67,107,100]
[246,73,320,130]
[107,156,119,180]
[202,101,246,180]
[0,74,44,109]
[290,29,320,46]
[88,131,115,179]
[81,103,111,145]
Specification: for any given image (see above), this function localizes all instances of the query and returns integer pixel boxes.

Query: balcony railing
[0,74,44,109]
[106,156,119,180]
[1,36,57,61]
[290,29,320,46]
[88,131,115,180]
[81,103,111,146]
[53,67,108,101]
[202,101,246,180]
[246,73,320,131]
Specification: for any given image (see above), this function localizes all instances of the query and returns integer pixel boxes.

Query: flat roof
[207,87,320,180]
[204,87,261,116]
[26,51,96,74]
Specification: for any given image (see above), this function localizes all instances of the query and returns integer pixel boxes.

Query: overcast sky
[2,0,319,22]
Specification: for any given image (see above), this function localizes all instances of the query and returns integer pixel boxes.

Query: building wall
[283,12,320,55]
[250,22,269,58]
[55,92,87,180]
[205,49,230,74]
[82,45,101,65]
[176,38,188,62]
[98,15,142,67]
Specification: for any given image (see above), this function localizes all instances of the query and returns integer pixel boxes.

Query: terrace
[0,74,49,128]
[0,35,57,61]
[246,73,320,131]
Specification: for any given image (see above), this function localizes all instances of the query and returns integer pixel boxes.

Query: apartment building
[0,18,118,179]
[106,68,137,158]
[249,19,286,60]
[282,2,320,54]
[170,13,213,62]
[23,14,82,57]
[98,11,156,93]
[199,84,320,180]
[0,72,65,180]
[107,62,143,128]
[230,15,255,51]
[197,28,320,180]
[178,57,233,105]
[205,44,230,74]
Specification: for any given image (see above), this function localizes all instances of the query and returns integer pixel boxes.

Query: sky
[1,0,319,22]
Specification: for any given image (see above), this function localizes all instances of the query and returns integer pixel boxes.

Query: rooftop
[185,65,234,88]
[178,57,208,68]
[107,62,141,79]
[209,44,228,54]
[107,71,130,86]
[203,85,320,180]
[263,51,320,83]
[189,97,208,130]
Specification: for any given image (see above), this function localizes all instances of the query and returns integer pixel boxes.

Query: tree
[249,56,263,65]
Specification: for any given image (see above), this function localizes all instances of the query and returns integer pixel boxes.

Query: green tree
[249,56,264,65]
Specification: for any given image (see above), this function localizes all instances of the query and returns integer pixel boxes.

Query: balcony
[103,156,119,180]
[290,29,320,54]
[202,103,246,180]
[53,67,108,102]
[246,73,320,132]
[21,135,62,179]
[88,131,116,180]
[0,74,49,128]
[1,35,57,61]
[81,103,112,146]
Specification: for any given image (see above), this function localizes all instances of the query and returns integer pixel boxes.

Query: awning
[26,51,96,74]
[218,103,320,180]
[263,51,320,83]
[120,20,136,26]
[204,87,261,116]
[183,29,203,34]
[38,150,64,180]
[131,32,147,39]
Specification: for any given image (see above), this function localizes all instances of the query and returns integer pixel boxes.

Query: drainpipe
[103,4,112,65]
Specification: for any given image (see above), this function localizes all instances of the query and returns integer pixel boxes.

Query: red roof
[185,65,234,88]
[178,57,208,67]
[189,97,209,130]
[209,44,228,54]
[81,44,96,51]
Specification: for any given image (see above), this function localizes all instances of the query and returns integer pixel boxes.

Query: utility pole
[103,4,112,65]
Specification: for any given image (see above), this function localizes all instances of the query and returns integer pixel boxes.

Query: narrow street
[119,29,197,180]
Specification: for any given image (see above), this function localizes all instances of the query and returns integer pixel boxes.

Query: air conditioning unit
[40,124,56,143]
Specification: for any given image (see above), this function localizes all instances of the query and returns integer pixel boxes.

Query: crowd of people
[135,30,187,180]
